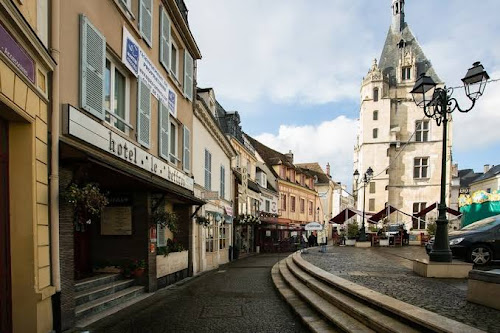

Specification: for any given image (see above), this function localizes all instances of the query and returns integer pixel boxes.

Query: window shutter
[204,150,210,190]
[137,79,151,148]
[139,0,153,47]
[183,125,190,171]
[184,51,194,100]
[220,165,225,199]
[80,15,106,119]
[159,102,169,159]
[159,7,171,71]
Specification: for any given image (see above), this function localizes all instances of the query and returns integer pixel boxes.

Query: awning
[370,205,398,223]
[329,208,375,224]
[413,202,462,218]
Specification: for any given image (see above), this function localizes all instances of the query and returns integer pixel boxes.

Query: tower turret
[391,0,405,33]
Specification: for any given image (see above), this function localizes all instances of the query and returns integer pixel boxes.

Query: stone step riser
[75,274,121,292]
[75,287,144,319]
[75,280,135,306]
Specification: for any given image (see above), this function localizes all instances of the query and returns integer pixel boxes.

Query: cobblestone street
[76,254,307,333]
[303,246,500,333]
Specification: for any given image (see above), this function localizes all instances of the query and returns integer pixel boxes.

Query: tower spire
[391,0,405,33]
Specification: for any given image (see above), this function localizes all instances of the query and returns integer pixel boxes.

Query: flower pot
[345,239,356,246]
[133,268,145,277]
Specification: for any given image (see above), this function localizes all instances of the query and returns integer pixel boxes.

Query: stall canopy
[369,205,398,223]
[329,208,375,224]
[413,202,462,218]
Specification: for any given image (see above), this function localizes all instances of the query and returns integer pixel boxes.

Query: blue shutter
[159,102,169,159]
[137,79,151,148]
[184,51,193,100]
[159,7,171,71]
[183,125,190,171]
[80,15,105,119]
[139,0,153,47]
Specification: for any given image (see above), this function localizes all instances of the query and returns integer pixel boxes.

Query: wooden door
[0,118,12,332]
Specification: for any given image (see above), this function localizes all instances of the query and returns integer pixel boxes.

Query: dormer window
[402,67,411,81]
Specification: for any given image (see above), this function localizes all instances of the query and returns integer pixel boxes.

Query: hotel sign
[66,106,194,191]
[0,23,35,83]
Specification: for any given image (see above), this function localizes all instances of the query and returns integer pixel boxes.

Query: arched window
[373,88,379,102]
[373,110,378,120]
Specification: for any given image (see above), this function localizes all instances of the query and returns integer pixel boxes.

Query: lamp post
[353,167,373,242]
[410,62,489,262]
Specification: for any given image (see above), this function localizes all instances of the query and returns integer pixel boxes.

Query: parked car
[425,214,500,265]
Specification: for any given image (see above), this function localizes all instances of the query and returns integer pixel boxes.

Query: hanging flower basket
[195,215,210,227]
[62,183,108,230]
[151,210,179,233]
[235,214,261,225]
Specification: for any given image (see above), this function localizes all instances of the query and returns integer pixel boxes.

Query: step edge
[75,286,145,314]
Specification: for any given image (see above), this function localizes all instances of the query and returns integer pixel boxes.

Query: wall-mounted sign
[202,191,219,200]
[67,106,194,191]
[101,206,132,235]
[0,23,35,83]
[305,222,324,231]
[122,27,177,117]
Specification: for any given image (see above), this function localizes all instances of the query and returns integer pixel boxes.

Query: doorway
[0,118,12,332]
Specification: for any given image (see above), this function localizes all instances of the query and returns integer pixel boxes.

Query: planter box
[156,250,188,278]
[379,239,390,246]
[345,239,356,246]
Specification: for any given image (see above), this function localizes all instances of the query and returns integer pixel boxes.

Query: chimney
[326,163,331,178]
[451,163,458,177]
[484,164,491,173]
[284,150,293,164]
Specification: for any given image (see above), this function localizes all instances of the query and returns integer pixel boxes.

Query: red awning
[413,202,462,218]
[369,205,398,223]
[329,208,375,224]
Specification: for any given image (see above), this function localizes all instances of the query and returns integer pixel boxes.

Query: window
[204,149,212,190]
[301,175,305,186]
[300,198,305,213]
[369,198,375,211]
[183,126,190,172]
[415,120,429,142]
[265,200,270,212]
[402,67,411,81]
[291,196,296,212]
[219,226,227,250]
[170,41,178,78]
[290,170,295,183]
[373,88,379,102]
[373,110,378,120]
[169,121,178,163]
[220,165,225,199]
[247,160,251,177]
[280,167,286,178]
[104,58,129,132]
[369,182,375,194]
[184,51,194,100]
[412,202,427,229]
[137,79,151,147]
[120,0,131,10]
[205,216,215,252]
[373,128,378,139]
[281,194,287,211]
[139,0,153,47]
[159,7,171,72]
[309,201,313,215]
[414,157,429,179]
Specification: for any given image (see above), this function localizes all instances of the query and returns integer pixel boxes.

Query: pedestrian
[308,233,314,247]
[332,228,339,246]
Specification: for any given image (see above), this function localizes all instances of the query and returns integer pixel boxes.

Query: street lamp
[410,62,489,262]
[353,167,373,242]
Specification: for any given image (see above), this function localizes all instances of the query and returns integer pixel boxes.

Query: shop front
[257,217,306,253]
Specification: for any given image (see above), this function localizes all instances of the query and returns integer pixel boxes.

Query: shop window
[205,217,215,252]
[139,0,153,47]
[415,120,429,142]
[104,58,130,133]
[414,157,429,179]
[204,149,212,190]
[300,198,305,213]
[412,202,427,229]
[219,226,227,250]
[169,121,178,164]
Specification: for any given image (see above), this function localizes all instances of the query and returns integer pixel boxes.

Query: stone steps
[272,251,485,333]
[75,278,136,306]
[75,273,121,292]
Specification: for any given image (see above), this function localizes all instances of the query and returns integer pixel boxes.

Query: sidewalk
[303,246,500,333]
[73,254,308,333]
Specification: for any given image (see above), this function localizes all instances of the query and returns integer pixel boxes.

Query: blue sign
[125,38,139,75]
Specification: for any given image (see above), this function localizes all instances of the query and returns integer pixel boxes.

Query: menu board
[101,207,132,235]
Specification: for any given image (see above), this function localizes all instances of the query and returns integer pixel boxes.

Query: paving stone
[302,246,500,333]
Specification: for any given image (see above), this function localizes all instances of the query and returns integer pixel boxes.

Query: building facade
[353,0,453,232]
[0,0,55,332]
[56,0,202,329]
[192,88,235,273]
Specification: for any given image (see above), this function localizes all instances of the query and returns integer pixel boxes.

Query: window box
[156,250,188,278]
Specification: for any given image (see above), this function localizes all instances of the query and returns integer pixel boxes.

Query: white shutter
[137,79,151,148]
[139,0,153,47]
[80,15,105,119]
[159,7,171,71]
[183,125,190,172]
[184,51,194,100]
[159,102,169,159]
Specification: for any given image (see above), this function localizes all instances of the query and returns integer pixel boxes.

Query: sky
[184,0,500,187]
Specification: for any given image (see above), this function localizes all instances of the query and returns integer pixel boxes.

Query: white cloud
[254,116,357,186]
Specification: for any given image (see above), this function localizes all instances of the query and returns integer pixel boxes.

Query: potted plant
[345,222,358,246]
[133,259,146,278]
[379,228,390,246]
[62,182,108,231]
[195,215,210,227]
[151,210,178,233]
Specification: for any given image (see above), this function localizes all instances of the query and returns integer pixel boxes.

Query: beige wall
[470,176,500,194]
[278,181,317,223]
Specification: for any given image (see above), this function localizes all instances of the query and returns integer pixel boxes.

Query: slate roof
[472,165,500,184]
[245,136,295,177]
[379,25,440,86]
[458,169,483,188]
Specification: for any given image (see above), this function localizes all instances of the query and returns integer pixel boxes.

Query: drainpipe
[50,0,61,293]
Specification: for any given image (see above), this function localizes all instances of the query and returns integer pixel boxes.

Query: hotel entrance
[0,117,11,332]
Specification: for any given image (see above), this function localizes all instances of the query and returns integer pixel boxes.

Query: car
[425,214,500,265]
